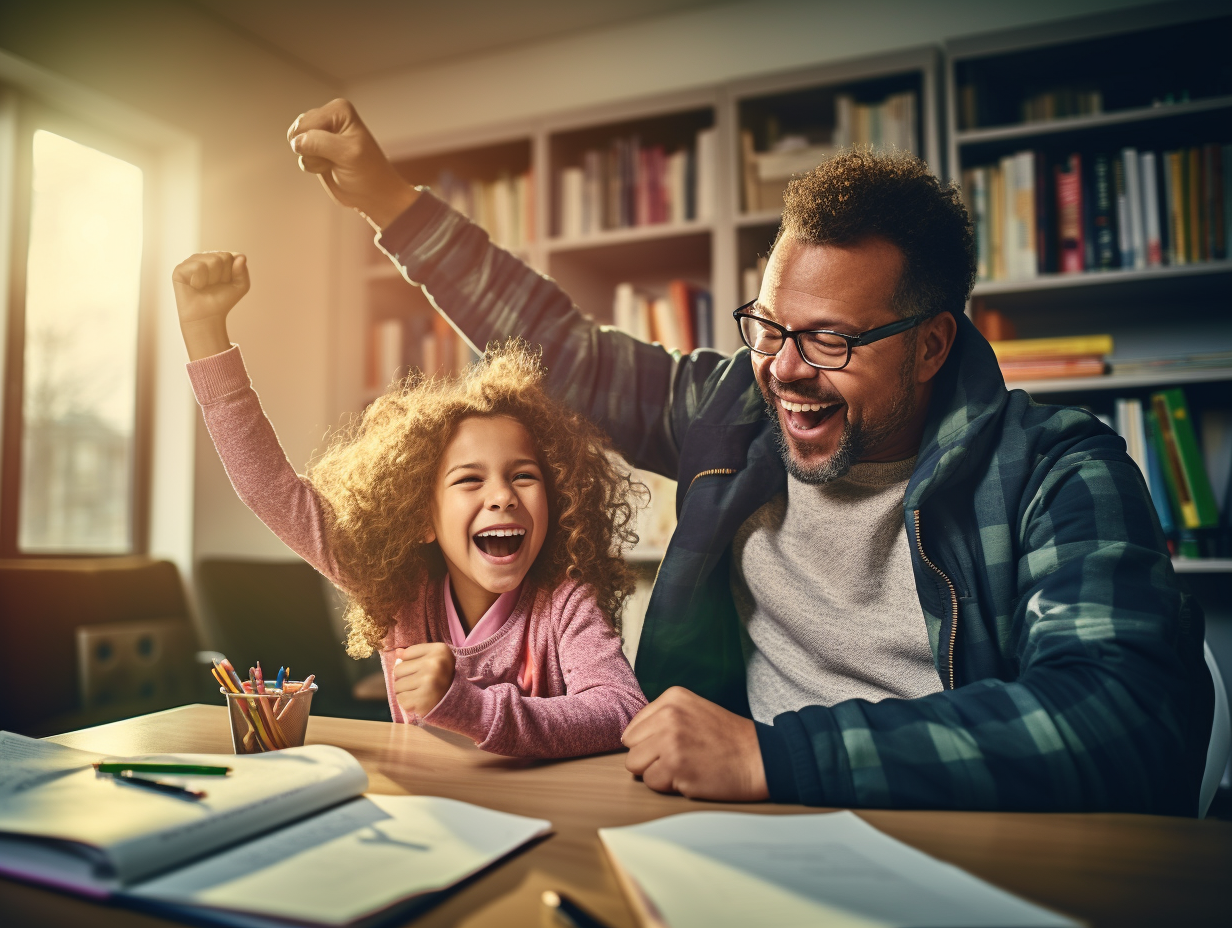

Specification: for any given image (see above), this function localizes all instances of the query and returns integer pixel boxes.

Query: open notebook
[600,810,1082,928]
[0,731,550,927]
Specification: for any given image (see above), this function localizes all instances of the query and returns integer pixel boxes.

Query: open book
[0,731,550,927]
[600,810,1081,928]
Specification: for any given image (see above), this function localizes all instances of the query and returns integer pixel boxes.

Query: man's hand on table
[622,687,769,801]
[287,98,419,229]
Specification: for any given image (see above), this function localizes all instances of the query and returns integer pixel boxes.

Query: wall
[0,0,342,566]
[349,0,1163,148]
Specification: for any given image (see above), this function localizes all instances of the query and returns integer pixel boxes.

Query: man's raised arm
[288,99,726,478]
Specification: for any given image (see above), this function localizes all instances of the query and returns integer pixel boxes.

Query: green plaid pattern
[380,191,1213,815]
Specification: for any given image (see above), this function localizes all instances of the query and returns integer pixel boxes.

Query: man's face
[750,235,932,484]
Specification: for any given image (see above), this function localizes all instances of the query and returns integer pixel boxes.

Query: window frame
[0,92,159,558]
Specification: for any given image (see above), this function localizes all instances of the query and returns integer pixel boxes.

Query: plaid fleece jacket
[378,191,1214,816]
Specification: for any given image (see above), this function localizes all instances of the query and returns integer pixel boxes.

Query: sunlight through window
[18,130,143,552]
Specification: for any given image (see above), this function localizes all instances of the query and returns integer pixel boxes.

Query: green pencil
[94,762,232,776]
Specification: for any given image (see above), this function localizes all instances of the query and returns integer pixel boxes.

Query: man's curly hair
[775,148,976,319]
[308,340,645,658]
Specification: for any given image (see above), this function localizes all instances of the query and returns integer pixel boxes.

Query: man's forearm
[373,190,696,476]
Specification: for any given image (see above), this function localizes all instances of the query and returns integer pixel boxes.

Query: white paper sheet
[600,810,1080,928]
[128,794,552,926]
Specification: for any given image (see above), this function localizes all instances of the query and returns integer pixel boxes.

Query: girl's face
[428,415,550,615]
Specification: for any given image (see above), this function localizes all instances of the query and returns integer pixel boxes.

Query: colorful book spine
[1143,410,1177,536]
[1167,150,1188,265]
[1139,151,1163,267]
[989,163,1006,280]
[1092,154,1117,269]
[1121,147,1146,270]
[1187,147,1203,263]
[1150,388,1219,530]
[1056,155,1083,273]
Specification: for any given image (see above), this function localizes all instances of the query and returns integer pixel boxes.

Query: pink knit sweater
[187,346,646,758]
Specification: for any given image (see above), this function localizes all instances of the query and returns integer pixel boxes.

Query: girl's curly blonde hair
[309,339,646,658]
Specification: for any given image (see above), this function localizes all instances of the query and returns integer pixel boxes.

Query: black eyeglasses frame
[732,300,931,371]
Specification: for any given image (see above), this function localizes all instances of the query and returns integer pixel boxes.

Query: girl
[173,251,647,757]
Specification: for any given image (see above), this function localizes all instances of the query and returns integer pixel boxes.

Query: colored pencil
[95,762,231,776]
[277,674,315,722]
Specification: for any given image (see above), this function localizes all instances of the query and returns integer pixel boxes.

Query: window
[1,95,154,556]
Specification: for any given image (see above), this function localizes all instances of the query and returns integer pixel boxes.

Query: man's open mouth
[778,396,843,433]
[473,527,526,558]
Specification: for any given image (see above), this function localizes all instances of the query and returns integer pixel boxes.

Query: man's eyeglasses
[732,300,930,371]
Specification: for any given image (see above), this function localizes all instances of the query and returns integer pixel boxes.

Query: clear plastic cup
[222,682,317,754]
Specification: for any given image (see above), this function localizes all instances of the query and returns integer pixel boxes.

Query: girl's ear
[423,527,436,544]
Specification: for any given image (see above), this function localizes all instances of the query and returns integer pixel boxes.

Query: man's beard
[759,357,918,486]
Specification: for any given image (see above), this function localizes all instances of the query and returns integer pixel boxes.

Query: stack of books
[432,170,534,254]
[555,128,716,239]
[962,143,1230,281]
[612,280,713,353]
[989,334,1113,382]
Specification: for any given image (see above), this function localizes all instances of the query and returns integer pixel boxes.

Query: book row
[1109,390,1231,559]
[740,91,918,212]
[962,142,1231,281]
[555,129,717,239]
[612,281,713,355]
[433,170,535,254]
[366,314,477,391]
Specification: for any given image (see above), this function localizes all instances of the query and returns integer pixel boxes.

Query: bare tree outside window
[18,130,143,553]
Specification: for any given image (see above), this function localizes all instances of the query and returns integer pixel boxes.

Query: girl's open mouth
[473,527,526,559]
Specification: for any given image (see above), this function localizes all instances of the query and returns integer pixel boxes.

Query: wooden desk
[3,705,1230,927]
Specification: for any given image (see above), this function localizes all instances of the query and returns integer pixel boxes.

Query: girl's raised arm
[173,252,347,589]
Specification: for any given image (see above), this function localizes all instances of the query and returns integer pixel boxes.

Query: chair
[1201,642,1230,818]
[195,559,388,721]
[0,557,199,734]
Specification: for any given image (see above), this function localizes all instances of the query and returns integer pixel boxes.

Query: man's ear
[915,312,958,384]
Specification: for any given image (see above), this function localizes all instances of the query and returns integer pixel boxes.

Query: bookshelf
[946,3,1232,585]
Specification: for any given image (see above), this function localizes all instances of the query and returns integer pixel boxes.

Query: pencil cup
[222,682,317,754]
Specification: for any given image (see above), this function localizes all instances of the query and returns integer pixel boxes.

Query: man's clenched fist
[622,686,769,801]
[288,99,418,228]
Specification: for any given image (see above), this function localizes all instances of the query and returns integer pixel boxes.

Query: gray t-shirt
[731,457,943,723]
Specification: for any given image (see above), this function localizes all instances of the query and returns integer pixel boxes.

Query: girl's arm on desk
[409,581,647,758]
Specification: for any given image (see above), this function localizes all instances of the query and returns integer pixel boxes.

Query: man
[288,99,1213,814]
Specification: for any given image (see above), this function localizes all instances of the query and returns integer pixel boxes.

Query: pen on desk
[110,770,207,800]
[540,890,613,928]
[95,762,231,776]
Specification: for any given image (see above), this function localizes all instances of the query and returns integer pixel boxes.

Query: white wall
[349,0,1162,147]
[0,0,343,564]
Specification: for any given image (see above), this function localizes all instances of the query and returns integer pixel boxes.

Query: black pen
[541,890,613,928]
[109,770,207,800]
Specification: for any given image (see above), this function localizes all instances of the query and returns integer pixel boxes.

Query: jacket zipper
[687,467,737,490]
[913,509,958,691]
